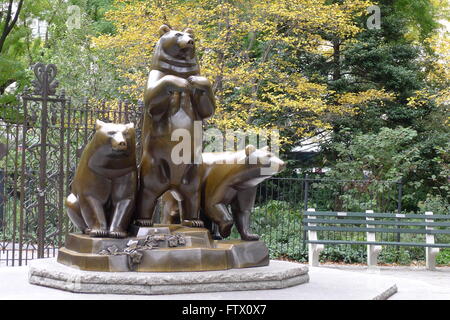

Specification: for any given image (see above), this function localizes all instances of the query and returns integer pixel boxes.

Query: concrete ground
[316,263,450,300]
[0,260,448,300]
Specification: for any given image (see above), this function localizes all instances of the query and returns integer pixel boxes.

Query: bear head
[151,24,200,77]
[245,145,286,176]
[95,120,136,157]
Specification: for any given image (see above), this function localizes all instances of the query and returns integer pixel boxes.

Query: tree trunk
[0,0,24,54]
[332,38,341,81]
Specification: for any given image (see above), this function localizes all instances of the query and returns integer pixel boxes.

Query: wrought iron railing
[0,64,143,266]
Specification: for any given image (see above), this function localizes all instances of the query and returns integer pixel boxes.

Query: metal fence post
[0,169,4,231]
[37,65,50,259]
[26,63,60,259]
[396,179,403,257]
[302,174,309,248]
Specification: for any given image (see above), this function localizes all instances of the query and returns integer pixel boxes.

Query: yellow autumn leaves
[92,0,394,147]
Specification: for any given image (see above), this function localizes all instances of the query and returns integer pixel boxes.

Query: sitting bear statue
[66,120,137,238]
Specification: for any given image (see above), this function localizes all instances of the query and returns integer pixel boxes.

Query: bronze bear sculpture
[135,24,216,228]
[162,145,286,240]
[66,120,137,238]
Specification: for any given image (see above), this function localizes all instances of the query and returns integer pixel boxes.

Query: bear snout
[271,157,286,172]
[111,137,128,151]
[278,159,286,171]
[178,37,194,49]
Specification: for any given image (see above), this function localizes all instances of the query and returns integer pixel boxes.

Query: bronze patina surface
[135,25,216,228]
[59,25,284,273]
[57,225,269,272]
[162,146,285,240]
[66,120,137,238]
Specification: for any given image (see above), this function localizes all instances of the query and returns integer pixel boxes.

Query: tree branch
[0,0,24,53]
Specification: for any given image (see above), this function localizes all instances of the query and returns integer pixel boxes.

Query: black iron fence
[231,177,406,261]
[0,64,143,266]
[0,63,444,267]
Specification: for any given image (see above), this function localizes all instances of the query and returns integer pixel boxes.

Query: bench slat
[304,211,450,220]
[304,226,450,235]
[303,218,450,227]
[306,240,450,248]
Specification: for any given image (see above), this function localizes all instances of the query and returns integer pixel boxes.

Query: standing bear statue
[135,24,216,227]
[66,120,137,238]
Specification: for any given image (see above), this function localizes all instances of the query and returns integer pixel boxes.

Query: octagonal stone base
[29,258,309,295]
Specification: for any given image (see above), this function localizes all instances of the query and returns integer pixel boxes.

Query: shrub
[436,249,450,265]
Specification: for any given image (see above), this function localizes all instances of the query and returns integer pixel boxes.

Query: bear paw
[109,230,128,238]
[90,229,109,238]
[135,219,153,227]
[211,234,223,240]
[241,233,260,241]
[219,221,234,238]
[181,220,204,228]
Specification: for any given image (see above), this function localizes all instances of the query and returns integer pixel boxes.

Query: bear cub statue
[162,145,286,241]
[66,120,137,238]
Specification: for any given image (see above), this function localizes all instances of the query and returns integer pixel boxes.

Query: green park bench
[304,208,450,270]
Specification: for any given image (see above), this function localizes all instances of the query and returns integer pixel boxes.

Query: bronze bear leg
[66,194,89,234]
[231,187,259,241]
[161,192,180,224]
[179,189,203,227]
[135,187,166,226]
[178,171,203,227]
[136,158,170,226]
[109,198,134,238]
[109,172,136,238]
[78,195,108,237]
[205,203,234,238]
[177,164,204,228]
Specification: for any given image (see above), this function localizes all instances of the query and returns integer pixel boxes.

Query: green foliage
[0,0,123,111]
[39,0,125,103]
[323,125,449,213]
[436,249,450,265]
[0,0,50,105]
[418,194,450,215]
[318,0,449,214]
[378,247,412,265]
[229,200,305,261]
[327,127,421,181]
[320,246,366,264]
[393,0,442,40]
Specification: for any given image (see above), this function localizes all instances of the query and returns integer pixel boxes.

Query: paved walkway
[316,263,450,300]
[0,260,448,300]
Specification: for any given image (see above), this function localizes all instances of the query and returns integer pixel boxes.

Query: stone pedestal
[57,224,270,272]
[29,258,309,295]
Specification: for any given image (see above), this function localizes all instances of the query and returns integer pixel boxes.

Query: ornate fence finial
[31,63,59,97]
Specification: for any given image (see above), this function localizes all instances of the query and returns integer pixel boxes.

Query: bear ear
[125,122,134,130]
[245,145,257,156]
[95,119,105,131]
[183,27,194,35]
[159,24,171,36]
